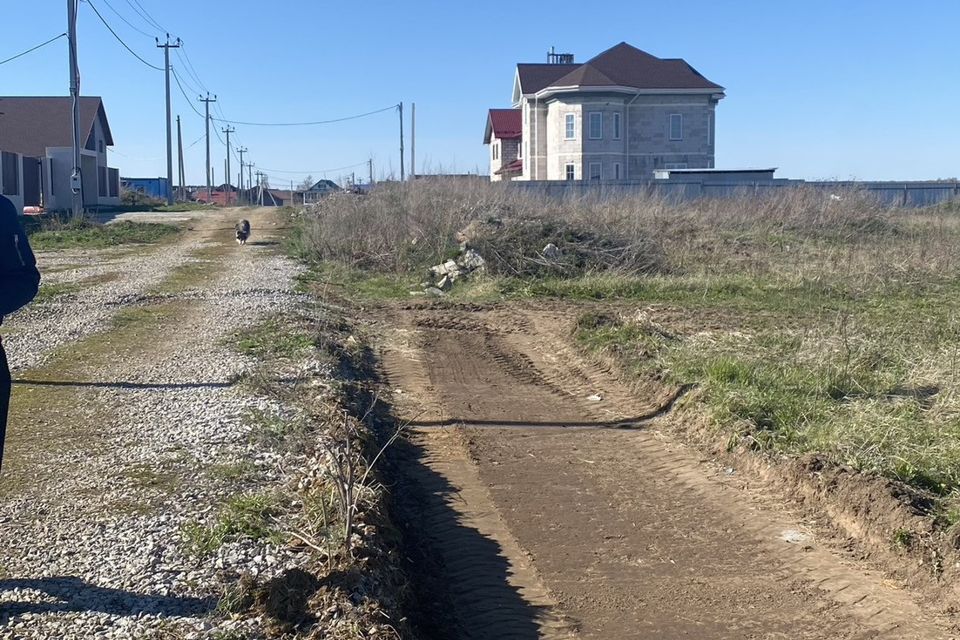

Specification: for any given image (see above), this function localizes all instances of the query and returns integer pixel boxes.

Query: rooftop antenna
[547,46,574,64]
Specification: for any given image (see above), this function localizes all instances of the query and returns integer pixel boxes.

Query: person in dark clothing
[0,195,40,473]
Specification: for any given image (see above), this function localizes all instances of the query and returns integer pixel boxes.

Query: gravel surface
[0,213,323,639]
[3,240,205,372]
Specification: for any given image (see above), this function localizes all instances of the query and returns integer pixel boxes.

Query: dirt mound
[459,217,664,278]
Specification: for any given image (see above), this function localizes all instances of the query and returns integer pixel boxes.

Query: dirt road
[381,305,957,639]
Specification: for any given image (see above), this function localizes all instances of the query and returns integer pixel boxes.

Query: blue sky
[2,0,958,184]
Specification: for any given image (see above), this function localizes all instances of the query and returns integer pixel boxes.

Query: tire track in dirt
[380,306,956,639]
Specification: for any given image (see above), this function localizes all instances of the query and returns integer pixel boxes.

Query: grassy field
[27,218,181,250]
[293,182,960,517]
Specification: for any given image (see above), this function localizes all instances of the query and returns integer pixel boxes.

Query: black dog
[235,219,251,245]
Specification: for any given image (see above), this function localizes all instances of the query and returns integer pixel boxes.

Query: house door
[22,157,41,207]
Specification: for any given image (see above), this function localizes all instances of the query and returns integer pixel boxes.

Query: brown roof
[516,63,578,94]
[484,109,522,143]
[0,96,113,158]
[517,43,722,96]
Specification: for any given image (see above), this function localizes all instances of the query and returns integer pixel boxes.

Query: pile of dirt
[457,217,664,278]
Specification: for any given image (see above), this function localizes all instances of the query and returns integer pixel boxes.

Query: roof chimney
[547,46,574,64]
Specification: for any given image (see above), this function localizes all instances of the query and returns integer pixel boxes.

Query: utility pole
[237,147,247,205]
[255,170,264,206]
[399,102,405,182]
[248,163,253,203]
[368,158,373,185]
[411,102,416,181]
[199,93,217,202]
[67,0,83,217]
[156,34,181,206]
[222,125,235,206]
[176,115,185,201]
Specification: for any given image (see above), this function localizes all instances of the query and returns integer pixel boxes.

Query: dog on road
[235,219,251,245]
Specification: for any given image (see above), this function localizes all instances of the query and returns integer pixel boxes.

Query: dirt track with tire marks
[381,305,956,639]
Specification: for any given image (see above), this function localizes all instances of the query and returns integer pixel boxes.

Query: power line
[0,33,67,66]
[209,103,399,127]
[86,0,163,70]
[170,68,207,119]
[98,0,156,37]
[124,0,166,32]
[177,44,210,93]
[256,161,370,175]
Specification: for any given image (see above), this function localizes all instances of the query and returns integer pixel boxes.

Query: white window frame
[588,112,603,140]
[565,163,575,180]
[613,162,621,180]
[493,143,499,161]
[669,113,683,141]
[612,113,621,140]
[517,140,522,160]
[564,114,576,140]
[589,162,602,181]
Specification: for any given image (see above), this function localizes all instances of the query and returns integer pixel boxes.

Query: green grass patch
[33,281,82,304]
[295,263,411,301]
[28,219,180,250]
[183,493,283,557]
[233,318,315,360]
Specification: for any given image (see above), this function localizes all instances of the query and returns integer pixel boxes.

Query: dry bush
[291,179,960,290]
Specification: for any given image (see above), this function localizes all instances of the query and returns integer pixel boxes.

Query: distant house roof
[495,158,523,175]
[484,109,522,144]
[308,179,339,192]
[0,96,114,157]
[516,43,723,98]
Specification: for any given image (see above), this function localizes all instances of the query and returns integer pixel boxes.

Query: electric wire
[86,0,164,70]
[98,0,156,38]
[209,104,399,127]
[177,44,210,93]
[0,33,67,66]
[125,0,166,33]
[256,161,369,175]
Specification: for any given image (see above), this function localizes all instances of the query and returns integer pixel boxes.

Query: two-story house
[485,42,724,182]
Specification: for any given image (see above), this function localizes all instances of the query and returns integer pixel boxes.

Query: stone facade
[520,92,718,181]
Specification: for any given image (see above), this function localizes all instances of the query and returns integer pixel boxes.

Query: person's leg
[0,339,10,473]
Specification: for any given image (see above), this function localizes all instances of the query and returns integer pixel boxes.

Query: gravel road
[0,209,315,639]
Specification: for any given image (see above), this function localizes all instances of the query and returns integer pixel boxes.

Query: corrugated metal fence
[510,179,960,208]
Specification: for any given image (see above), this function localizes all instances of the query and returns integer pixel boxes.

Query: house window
[613,162,621,180]
[565,114,576,140]
[565,163,575,180]
[664,162,688,170]
[493,143,499,161]
[707,113,713,145]
[670,114,683,141]
[589,112,602,140]
[589,162,602,181]
[613,113,621,140]
[517,140,522,160]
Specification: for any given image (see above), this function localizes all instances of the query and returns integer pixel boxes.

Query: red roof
[495,158,523,175]
[484,109,521,144]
